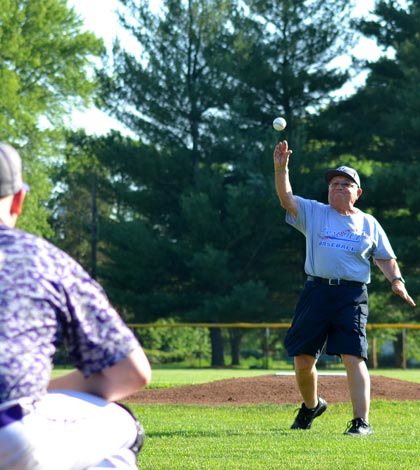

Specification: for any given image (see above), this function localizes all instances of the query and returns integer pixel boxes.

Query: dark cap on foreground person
[325,166,361,188]
[0,143,30,197]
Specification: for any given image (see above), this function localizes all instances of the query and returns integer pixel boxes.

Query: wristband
[391,277,405,284]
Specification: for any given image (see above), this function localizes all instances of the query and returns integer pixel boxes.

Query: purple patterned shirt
[0,225,140,403]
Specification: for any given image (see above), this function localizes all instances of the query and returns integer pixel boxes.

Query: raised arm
[374,258,416,307]
[273,140,298,218]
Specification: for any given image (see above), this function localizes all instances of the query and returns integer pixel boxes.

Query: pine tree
[97,0,364,364]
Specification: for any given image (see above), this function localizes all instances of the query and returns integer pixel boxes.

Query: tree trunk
[229,329,243,366]
[210,327,225,367]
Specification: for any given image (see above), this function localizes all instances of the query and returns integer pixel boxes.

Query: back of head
[0,142,25,197]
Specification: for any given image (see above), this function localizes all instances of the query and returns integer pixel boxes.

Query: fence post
[264,328,270,369]
[198,327,203,368]
[371,333,378,369]
[401,328,407,369]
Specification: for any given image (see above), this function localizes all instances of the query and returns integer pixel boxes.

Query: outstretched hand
[392,281,416,307]
[273,140,293,170]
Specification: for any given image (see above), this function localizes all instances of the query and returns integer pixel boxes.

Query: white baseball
[273,117,287,131]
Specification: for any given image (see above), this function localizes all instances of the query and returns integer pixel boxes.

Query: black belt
[0,404,24,429]
[307,275,365,287]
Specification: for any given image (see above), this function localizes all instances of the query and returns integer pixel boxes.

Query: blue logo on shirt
[319,229,363,252]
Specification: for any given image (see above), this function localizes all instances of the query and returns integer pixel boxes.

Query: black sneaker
[344,418,373,436]
[290,397,328,430]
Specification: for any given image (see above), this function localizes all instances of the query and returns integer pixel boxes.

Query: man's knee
[341,354,365,366]
[294,354,317,371]
[115,403,145,454]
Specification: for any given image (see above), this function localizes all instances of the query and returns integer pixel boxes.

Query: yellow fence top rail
[128,322,420,330]
[128,322,290,328]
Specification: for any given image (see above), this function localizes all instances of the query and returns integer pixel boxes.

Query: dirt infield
[127,374,420,405]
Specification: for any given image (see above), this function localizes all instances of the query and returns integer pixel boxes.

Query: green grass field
[134,401,420,469]
[53,367,420,468]
[51,366,420,385]
[125,368,420,469]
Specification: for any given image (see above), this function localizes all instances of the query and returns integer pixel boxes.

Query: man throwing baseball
[0,143,152,469]
[273,140,415,435]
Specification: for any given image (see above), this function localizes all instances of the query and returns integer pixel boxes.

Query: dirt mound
[127,374,420,405]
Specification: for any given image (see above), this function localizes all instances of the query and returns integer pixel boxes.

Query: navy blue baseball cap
[325,166,361,188]
[0,143,30,197]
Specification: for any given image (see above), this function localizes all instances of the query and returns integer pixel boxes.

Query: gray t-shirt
[0,225,140,404]
[286,196,396,283]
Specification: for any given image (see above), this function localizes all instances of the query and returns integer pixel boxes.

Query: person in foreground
[0,143,152,469]
[273,140,416,436]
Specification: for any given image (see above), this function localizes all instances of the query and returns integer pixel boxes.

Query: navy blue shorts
[284,280,369,360]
